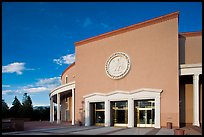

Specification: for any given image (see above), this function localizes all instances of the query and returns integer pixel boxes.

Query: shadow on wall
[179,35,186,64]
[179,77,186,128]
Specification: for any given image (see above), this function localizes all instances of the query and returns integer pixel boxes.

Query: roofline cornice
[179,31,202,37]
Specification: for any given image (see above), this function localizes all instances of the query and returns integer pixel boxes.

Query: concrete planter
[174,129,185,135]
[77,121,82,126]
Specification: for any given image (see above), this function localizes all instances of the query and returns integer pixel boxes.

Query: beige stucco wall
[185,84,193,124]
[179,35,202,64]
[75,17,179,127]
[61,63,75,85]
[179,75,202,126]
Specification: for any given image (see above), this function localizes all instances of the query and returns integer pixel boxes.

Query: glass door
[94,102,105,126]
[135,99,155,127]
[137,108,154,127]
[112,101,128,127]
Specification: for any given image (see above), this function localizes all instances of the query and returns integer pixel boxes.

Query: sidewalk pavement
[2,121,202,135]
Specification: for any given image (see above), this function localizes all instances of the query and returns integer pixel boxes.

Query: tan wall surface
[184,83,202,124]
[179,35,202,64]
[75,17,179,127]
[185,84,193,124]
[61,64,75,85]
[179,76,202,125]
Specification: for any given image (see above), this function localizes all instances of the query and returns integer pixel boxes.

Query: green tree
[32,108,40,121]
[31,106,50,121]
[22,93,33,119]
[2,99,10,118]
[10,96,23,118]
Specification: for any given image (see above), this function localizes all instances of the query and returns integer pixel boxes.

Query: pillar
[57,93,61,124]
[72,88,75,125]
[155,96,161,128]
[85,100,90,126]
[105,100,110,127]
[50,97,54,122]
[193,74,200,127]
[128,98,134,127]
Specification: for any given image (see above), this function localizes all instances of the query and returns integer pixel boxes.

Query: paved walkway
[2,121,202,135]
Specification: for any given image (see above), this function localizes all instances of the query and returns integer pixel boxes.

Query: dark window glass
[96,102,104,109]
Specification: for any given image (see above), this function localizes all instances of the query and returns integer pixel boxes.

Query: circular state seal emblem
[105,52,131,79]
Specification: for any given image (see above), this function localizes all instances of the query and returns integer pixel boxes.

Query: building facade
[49,11,202,128]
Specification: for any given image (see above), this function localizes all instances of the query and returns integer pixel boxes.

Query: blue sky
[2,2,202,107]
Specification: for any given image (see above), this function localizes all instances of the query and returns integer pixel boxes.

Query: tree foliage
[2,99,10,118]
[3,93,51,121]
[32,106,50,121]
[9,96,23,118]
[22,93,33,118]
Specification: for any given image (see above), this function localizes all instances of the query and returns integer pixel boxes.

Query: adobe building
[49,11,202,128]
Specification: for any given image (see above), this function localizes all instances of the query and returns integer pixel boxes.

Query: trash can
[174,129,185,135]
[167,122,172,129]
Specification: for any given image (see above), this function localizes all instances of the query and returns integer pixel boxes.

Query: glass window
[135,99,155,108]
[96,102,104,109]
[96,111,105,123]
[65,76,68,83]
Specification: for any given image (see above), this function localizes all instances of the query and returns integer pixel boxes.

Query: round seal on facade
[105,52,131,79]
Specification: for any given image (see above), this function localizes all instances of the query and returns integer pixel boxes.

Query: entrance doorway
[111,101,128,127]
[135,99,155,127]
[90,102,105,126]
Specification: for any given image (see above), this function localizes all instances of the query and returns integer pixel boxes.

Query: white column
[52,103,55,122]
[128,98,134,127]
[72,89,75,125]
[85,100,90,126]
[193,74,200,127]
[50,97,54,122]
[57,93,61,124]
[105,100,110,127]
[155,97,161,128]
